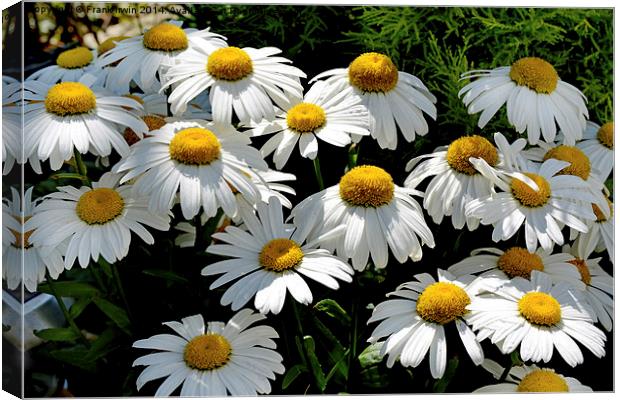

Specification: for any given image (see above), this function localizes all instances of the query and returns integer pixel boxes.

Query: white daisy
[112,119,268,220]
[133,309,284,396]
[311,52,437,150]
[574,195,614,263]
[202,197,354,314]
[27,46,100,83]
[367,269,484,379]
[23,77,148,170]
[291,165,435,271]
[26,173,170,268]
[163,42,306,124]
[97,21,227,93]
[473,359,592,392]
[577,121,613,181]
[93,35,131,91]
[466,271,606,367]
[465,158,597,252]
[2,187,65,292]
[459,57,588,145]
[2,76,34,174]
[244,80,369,169]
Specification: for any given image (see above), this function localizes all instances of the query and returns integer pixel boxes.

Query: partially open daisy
[97,21,227,93]
[163,42,305,124]
[465,158,597,252]
[113,120,268,220]
[577,121,614,181]
[466,271,606,367]
[26,173,170,268]
[244,80,369,169]
[574,194,614,264]
[202,197,353,314]
[2,187,65,292]
[27,46,100,83]
[291,165,435,270]
[311,52,437,150]
[473,359,592,393]
[459,57,588,145]
[23,78,148,170]
[367,270,483,378]
[133,309,284,396]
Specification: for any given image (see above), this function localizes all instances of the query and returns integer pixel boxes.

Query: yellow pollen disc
[339,165,394,208]
[517,370,569,392]
[207,47,253,81]
[259,238,304,272]
[568,258,591,285]
[76,188,124,225]
[45,82,96,116]
[184,334,232,370]
[123,115,166,145]
[510,173,551,208]
[597,122,614,149]
[56,47,93,69]
[97,36,129,55]
[142,23,188,52]
[348,52,399,93]
[169,128,221,165]
[446,135,499,175]
[543,145,591,180]
[509,57,559,94]
[497,247,544,279]
[416,282,471,325]
[518,292,562,326]
[286,103,327,133]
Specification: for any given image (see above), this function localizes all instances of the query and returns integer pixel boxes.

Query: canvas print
[1,1,614,397]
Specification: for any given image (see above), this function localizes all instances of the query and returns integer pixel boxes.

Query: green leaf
[50,172,89,182]
[34,328,80,342]
[281,363,307,390]
[313,299,351,325]
[311,316,348,382]
[69,298,92,319]
[38,281,100,297]
[432,356,459,393]
[93,298,130,334]
[303,335,327,392]
[358,342,384,368]
[88,327,121,361]
[142,269,189,283]
[359,365,390,389]
[49,346,96,372]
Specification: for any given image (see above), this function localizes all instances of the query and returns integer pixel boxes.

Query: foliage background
[2,3,614,396]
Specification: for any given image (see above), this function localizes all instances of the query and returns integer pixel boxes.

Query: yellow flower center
[543,145,591,180]
[509,57,559,94]
[184,334,232,370]
[286,103,327,133]
[510,173,551,208]
[76,188,124,225]
[56,47,93,69]
[568,258,591,285]
[339,165,395,208]
[123,115,166,145]
[97,36,129,55]
[517,370,569,392]
[446,135,499,175]
[348,52,399,93]
[592,198,613,223]
[518,292,562,326]
[497,247,544,279]
[259,238,304,272]
[169,128,221,165]
[597,122,614,149]
[207,47,253,81]
[9,216,33,249]
[416,282,471,325]
[142,23,188,52]
[45,82,96,116]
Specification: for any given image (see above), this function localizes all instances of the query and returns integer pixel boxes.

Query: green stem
[499,351,521,381]
[347,279,360,391]
[291,301,309,366]
[111,262,132,320]
[348,142,361,170]
[72,148,91,185]
[90,265,106,293]
[46,274,89,346]
[312,156,325,190]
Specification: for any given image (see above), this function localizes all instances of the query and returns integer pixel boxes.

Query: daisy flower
[27,46,100,83]
[112,119,268,220]
[311,52,437,150]
[97,21,227,93]
[577,121,613,181]
[290,165,435,271]
[367,270,484,379]
[244,80,369,169]
[202,197,354,314]
[175,214,231,248]
[466,271,606,367]
[163,41,306,124]
[2,187,65,292]
[23,78,148,170]
[574,194,614,263]
[132,309,284,396]
[2,76,35,174]
[26,173,170,268]
[473,359,592,393]
[93,35,131,90]
[465,158,597,252]
[459,57,588,145]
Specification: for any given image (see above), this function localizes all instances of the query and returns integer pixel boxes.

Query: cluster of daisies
[1,18,613,395]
